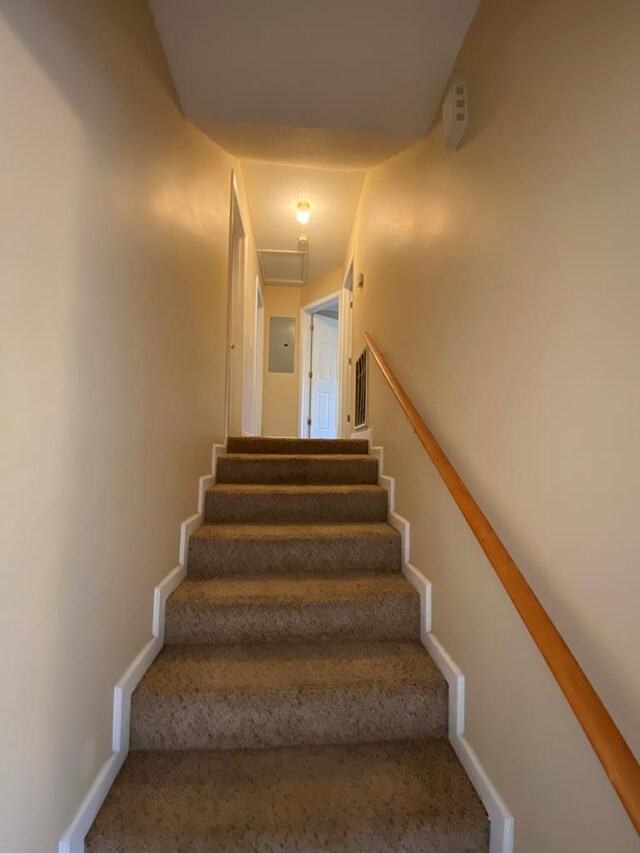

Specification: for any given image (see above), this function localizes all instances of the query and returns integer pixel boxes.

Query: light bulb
[296,201,311,225]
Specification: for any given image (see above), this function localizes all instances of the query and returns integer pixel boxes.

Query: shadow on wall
[2,0,180,128]
[2,1,233,850]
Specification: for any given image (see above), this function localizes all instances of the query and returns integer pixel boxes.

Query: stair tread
[204,483,388,524]
[86,739,489,853]
[164,574,420,646]
[206,483,386,494]
[188,521,401,577]
[217,453,378,485]
[191,521,400,541]
[169,573,417,607]
[135,639,443,697]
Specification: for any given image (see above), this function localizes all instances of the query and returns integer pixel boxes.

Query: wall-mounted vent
[442,80,468,151]
[354,348,368,429]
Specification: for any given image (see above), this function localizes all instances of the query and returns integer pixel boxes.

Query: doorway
[225,172,246,438]
[299,292,341,439]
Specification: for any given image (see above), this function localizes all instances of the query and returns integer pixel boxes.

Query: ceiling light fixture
[296,201,311,225]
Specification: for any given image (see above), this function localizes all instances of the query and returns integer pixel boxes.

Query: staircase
[86,437,489,852]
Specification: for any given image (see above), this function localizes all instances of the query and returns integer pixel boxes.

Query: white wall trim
[58,445,224,853]
[424,633,514,853]
[352,429,514,853]
[254,279,265,436]
[339,257,354,439]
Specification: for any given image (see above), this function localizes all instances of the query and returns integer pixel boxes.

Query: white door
[310,314,339,439]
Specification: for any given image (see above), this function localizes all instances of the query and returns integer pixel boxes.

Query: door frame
[298,289,341,439]
[253,276,265,436]
[339,257,354,438]
[224,170,247,439]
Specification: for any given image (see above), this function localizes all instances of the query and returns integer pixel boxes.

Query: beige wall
[346,0,640,850]
[0,2,253,850]
[261,286,301,436]
[300,266,343,307]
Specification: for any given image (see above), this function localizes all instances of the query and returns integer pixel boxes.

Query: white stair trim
[58,445,224,853]
[425,633,515,853]
[355,429,514,853]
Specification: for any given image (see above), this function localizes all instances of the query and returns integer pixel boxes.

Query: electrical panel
[268,316,295,373]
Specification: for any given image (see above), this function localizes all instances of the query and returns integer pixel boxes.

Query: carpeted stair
[86,436,489,852]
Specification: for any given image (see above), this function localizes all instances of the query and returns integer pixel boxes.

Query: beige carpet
[86,436,489,851]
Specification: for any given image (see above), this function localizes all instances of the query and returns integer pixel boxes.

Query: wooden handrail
[363,331,640,835]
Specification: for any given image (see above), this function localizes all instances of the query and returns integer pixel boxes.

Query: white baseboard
[424,633,514,853]
[58,448,222,853]
[211,443,226,488]
[353,429,514,853]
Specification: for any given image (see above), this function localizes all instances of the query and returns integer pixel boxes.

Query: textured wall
[345,0,640,849]
[0,2,252,849]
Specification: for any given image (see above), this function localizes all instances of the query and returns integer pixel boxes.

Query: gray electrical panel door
[268,316,295,373]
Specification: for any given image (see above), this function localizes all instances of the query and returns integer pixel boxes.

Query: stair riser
[227,437,369,455]
[164,597,420,645]
[130,687,447,751]
[204,490,388,523]
[217,456,378,485]
[89,830,483,853]
[188,534,402,576]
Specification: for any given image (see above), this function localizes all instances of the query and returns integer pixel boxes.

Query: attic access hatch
[258,247,309,285]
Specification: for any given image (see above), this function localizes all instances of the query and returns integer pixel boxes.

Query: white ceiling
[149,0,479,284]
[241,161,365,284]
[149,0,479,168]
